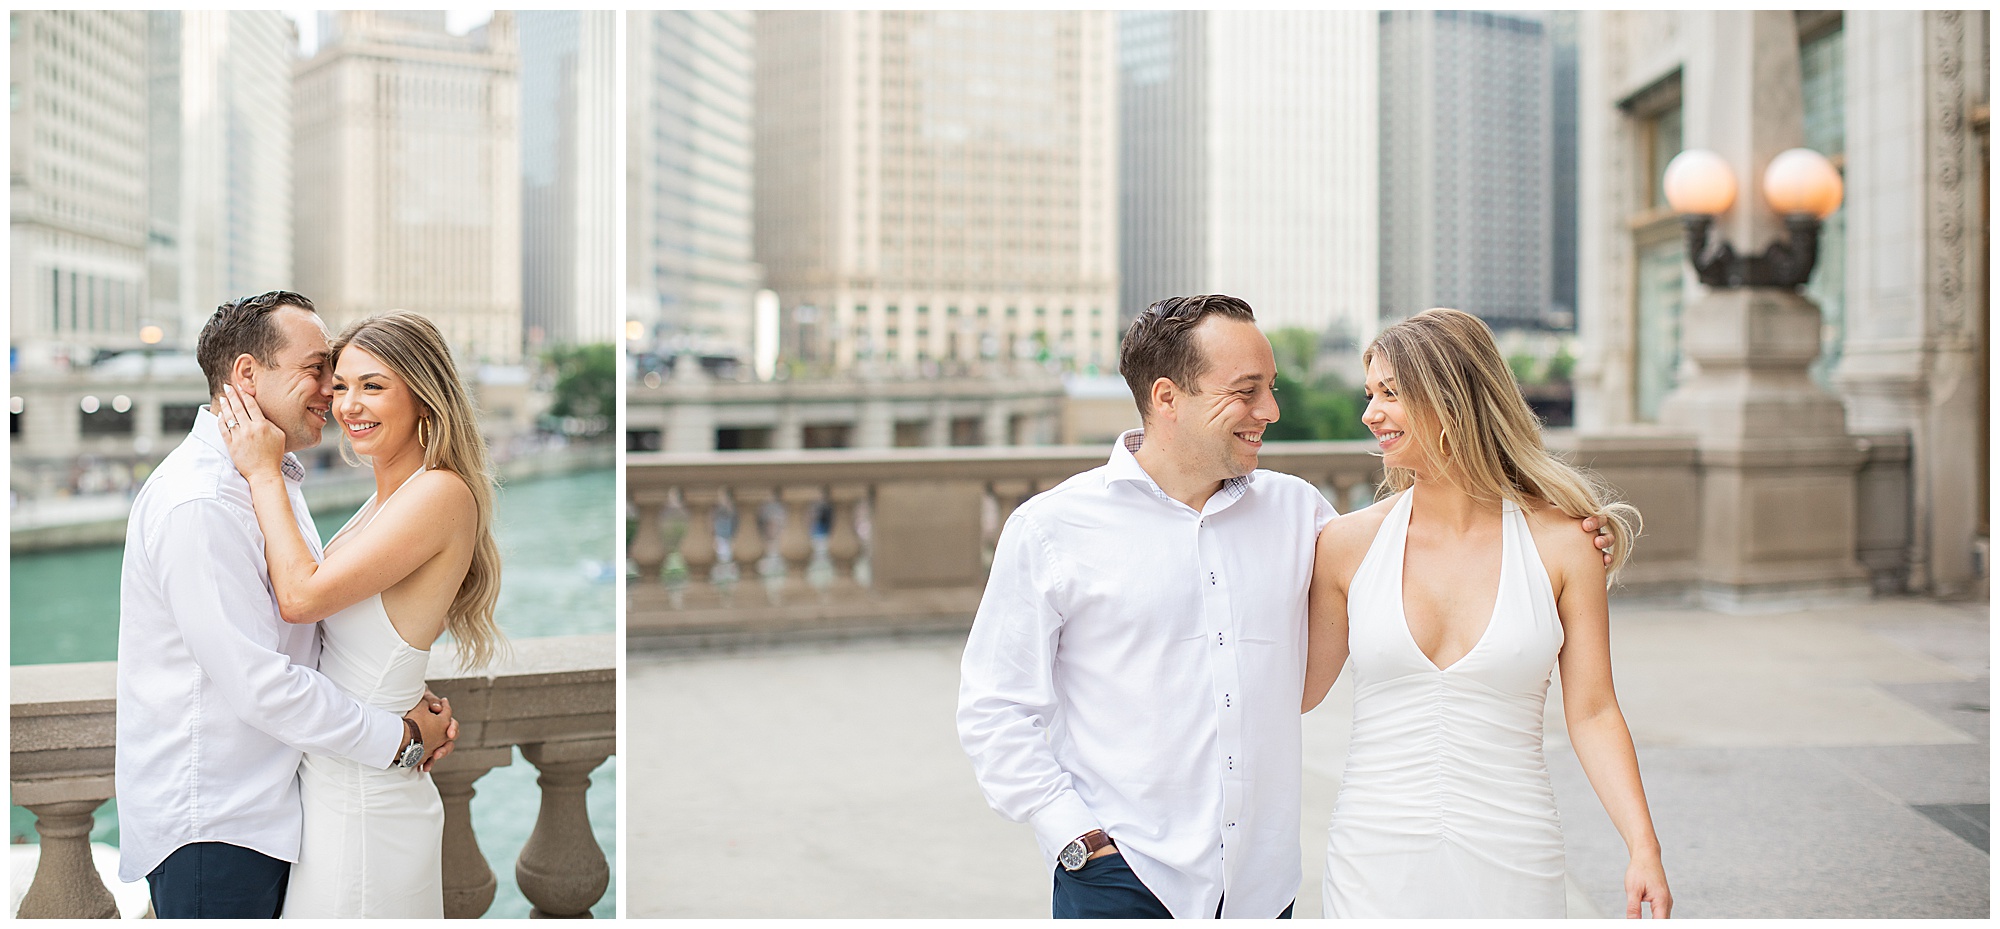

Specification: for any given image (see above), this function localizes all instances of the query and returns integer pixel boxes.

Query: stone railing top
[12,635,615,779]
[627,440,1392,481]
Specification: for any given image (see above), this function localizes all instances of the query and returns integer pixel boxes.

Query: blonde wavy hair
[1365,308,1641,584]
[331,310,508,668]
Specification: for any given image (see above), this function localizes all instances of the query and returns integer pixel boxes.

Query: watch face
[1058,840,1087,871]
[400,742,424,769]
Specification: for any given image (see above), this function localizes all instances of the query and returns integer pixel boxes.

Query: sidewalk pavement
[629,598,1989,918]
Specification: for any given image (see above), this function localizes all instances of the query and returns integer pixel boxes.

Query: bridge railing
[628,433,1916,649]
[9,634,614,919]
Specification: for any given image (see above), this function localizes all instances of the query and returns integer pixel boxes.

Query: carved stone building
[1573,11,1988,598]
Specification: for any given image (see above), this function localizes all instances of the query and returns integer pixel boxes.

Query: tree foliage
[1263,327,1373,442]
[545,343,615,420]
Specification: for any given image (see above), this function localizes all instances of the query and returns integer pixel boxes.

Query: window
[1620,70,1688,421]
[1799,13,1846,388]
[160,403,200,436]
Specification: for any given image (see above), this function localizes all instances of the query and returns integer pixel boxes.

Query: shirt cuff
[365,707,406,769]
[1028,790,1101,865]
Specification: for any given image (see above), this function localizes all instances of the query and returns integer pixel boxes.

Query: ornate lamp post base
[1658,287,1872,609]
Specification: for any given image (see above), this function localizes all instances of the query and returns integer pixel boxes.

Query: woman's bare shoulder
[395,468,478,521]
[1317,493,1400,566]
[1520,496,1603,574]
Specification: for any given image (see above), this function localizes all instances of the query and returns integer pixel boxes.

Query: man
[958,295,1612,918]
[116,291,454,918]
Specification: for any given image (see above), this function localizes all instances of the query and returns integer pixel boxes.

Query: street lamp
[1664,147,1843,288]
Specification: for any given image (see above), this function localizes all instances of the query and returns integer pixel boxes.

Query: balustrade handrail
[628,433,1916,647]
[10,634,615,919]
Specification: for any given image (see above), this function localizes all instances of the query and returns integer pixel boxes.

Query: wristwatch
[397,718,425,769]
[1058,829,1115,871]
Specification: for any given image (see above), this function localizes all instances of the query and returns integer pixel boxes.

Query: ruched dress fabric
[1322,488,1567,918]
[281,470,445,918]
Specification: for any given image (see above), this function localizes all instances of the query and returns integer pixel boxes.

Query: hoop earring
[418,417,432,451]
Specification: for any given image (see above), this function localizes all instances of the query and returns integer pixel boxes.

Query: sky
[280,10,495,56]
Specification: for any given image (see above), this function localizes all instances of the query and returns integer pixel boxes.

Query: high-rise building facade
[293,11,523,364]
[520,11,617,351]
[627,11,760,363]
[10,11,150,367]
[1379,10,1552,329]
[1120,11,1377,344]
[147,11,296,349]
[755,11,1119,375]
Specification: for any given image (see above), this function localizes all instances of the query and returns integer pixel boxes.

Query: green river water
[10,468,617,918]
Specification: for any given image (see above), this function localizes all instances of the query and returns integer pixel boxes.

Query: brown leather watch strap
[1079,829,1115,855]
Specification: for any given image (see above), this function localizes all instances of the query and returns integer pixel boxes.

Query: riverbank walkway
[630,596,1989,918]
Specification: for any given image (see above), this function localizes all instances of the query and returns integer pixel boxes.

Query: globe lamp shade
[1663,149,1737,216]
[1763,148,1844,219]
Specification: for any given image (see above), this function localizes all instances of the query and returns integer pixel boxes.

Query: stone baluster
[678,487,721,608]
[13,780,117,919]
[434,746,514,918]
[628,490,671,589]
[730,487,770,593]
[515,740,615,919]
[778,486,820,600]
[826,484,869,592]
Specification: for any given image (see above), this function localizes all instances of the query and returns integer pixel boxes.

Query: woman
[217,310,505,918]
[1304,308,1671,918]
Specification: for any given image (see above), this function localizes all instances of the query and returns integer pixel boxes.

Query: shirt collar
[1103,428,1258,502]
[193,405,306,483]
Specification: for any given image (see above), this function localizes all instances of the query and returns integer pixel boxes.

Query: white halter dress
[1322,488,1568,918]
[282,469,445,918]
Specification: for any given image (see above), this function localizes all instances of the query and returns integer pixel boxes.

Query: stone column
[664,355,716,453]
[1658,288,1871,607]
[1834,10,1988,597]
[13,778,118,919]
[1656,12,1871,608]
[434,746,514,918]
[855,387,893,449]
[982,399,1010,447]
[515,740,614,919]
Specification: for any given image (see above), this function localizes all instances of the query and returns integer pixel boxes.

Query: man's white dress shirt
[958,429,1337,918]
[115,407,402,882]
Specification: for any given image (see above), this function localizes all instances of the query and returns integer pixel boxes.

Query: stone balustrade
[628,442,1380,650]
[629,433,1916,648]
[10,634,614,919]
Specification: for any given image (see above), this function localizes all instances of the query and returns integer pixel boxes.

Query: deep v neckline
[1394,486,1509,673]
[325,467,427,558]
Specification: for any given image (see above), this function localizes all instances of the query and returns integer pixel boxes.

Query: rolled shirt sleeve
[158,499,403,768]
[957,512,1100,858]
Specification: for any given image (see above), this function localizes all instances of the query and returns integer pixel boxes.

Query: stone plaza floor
[629,597,1989,918]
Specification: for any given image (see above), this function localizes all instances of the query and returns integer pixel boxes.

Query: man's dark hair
[1118,294,1258,420]
[195,291,317,396]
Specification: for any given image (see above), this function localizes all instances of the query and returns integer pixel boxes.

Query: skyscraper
[1378,10,1552,329]
[10,11,150,367]
[519,11,617,351]
[147,11,296,348]
[754,11,1119,374]
[627,11,760,364]
[292,11,523,364]
[1547,10,1580,328]
[1120,11,1378,344]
